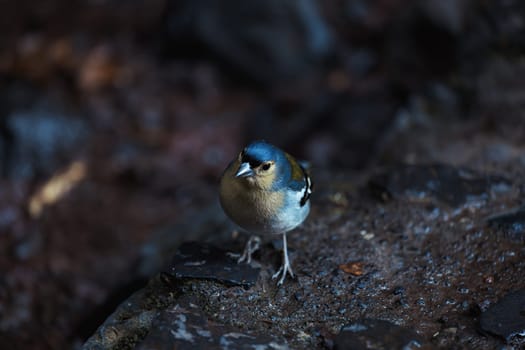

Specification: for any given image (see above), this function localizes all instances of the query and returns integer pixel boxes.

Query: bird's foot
[228,236,261,264]
[272,259,294,286]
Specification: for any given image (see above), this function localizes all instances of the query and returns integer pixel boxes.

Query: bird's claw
[230,236,261,264]
[272,261,294,285]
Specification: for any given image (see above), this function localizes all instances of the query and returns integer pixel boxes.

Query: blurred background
[1,0,524,348]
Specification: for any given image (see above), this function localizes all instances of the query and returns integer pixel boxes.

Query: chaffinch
[219,140,312,285]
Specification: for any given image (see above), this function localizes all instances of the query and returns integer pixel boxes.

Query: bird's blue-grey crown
[242,140,281,163]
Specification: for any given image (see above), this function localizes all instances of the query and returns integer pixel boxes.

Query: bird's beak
[235,162,254,177]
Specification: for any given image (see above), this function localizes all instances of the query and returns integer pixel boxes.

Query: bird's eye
[261,163,271,171]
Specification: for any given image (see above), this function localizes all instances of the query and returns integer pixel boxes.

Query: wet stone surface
[137,301,289,350]
[82,272,289,350]
[368,164,510,206]
[165,242,260,288]
[82,277,173,350]
[334,319,425,350]
[480,289,525,342]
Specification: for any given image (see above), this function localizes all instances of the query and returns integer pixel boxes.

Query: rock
[82,277,171,350]
[334,319,425,350]
[137,302,288,350]
[162,0,333,85]
[480,289,525,342]
[368,164,510,207]
[82,272,284,349]
[165,242,260,289]
[487,206,525,241]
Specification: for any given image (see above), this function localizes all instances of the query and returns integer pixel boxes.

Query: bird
[219,140,312,285]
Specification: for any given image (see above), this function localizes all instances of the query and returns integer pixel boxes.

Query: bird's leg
[233,235,261,264]
[272,232,294,285]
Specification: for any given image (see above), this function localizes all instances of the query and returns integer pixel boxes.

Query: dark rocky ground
[82,134,525,350]
[1,0,525,349]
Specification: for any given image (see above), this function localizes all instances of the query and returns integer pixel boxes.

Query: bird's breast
[220,174,285,234]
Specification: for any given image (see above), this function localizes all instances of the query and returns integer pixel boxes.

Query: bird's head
[235,141,287,189]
